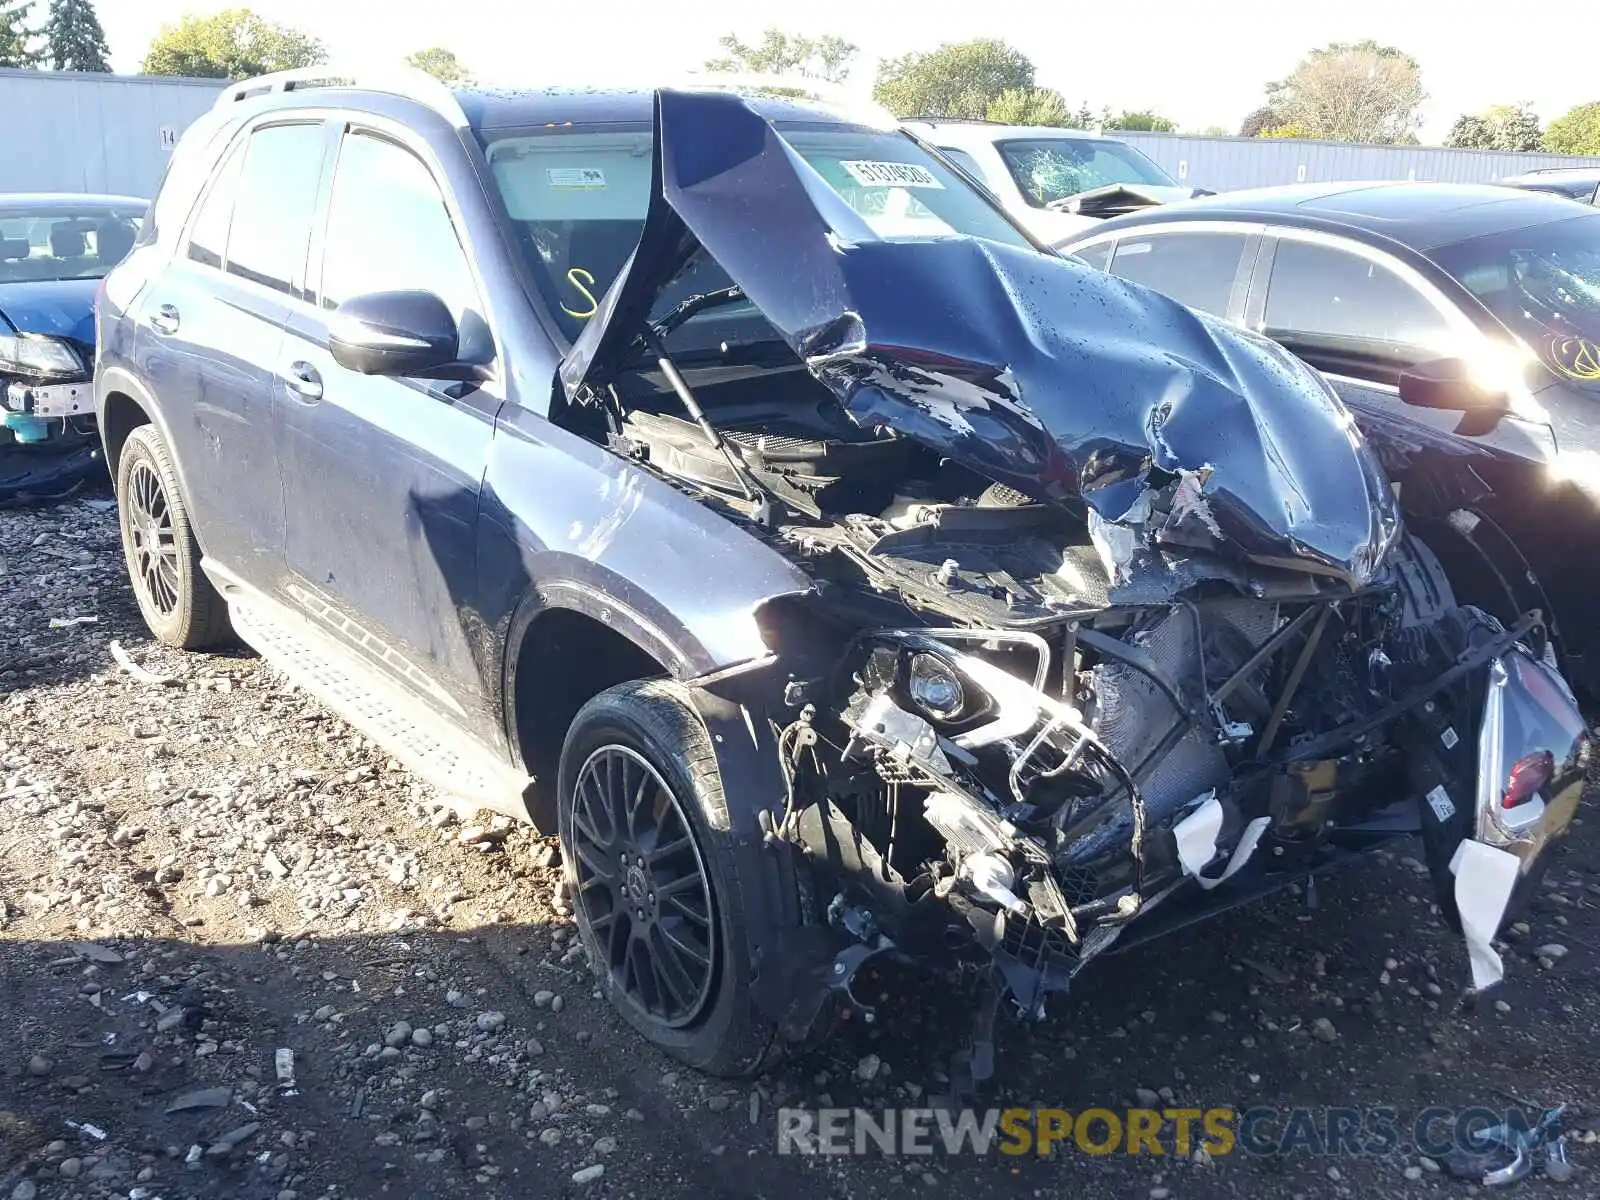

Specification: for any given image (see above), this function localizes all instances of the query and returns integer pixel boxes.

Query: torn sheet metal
[1450,838,1520,990]
[1444,1103,1570,1187]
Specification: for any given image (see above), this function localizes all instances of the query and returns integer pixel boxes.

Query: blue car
[0,192,145,504]
[94,70,1589,1086]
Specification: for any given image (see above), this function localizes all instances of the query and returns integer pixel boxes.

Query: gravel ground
[4,493,1600,1200]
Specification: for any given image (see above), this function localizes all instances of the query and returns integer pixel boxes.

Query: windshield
[0,204,144,283]
[479,118,1030,341]
[1430,213,1600,390]
[997,137,1177,207]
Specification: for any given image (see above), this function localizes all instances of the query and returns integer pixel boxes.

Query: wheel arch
[504,593,676,831]
[96,367,185,497]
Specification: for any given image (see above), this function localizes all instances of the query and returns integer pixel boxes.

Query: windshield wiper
[649,285,746,340]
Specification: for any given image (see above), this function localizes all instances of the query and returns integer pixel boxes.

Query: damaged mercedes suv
[97,73,1590,1085]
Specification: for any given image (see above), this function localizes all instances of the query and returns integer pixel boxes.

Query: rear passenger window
[187,141,245,270]
[1109,232,1248,316]
[223,122,326,295]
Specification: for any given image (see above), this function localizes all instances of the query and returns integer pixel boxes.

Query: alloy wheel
[568,744,717,1028]
[126,458,180,617]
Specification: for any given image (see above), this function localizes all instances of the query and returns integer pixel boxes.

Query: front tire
[557,679,779,1076]
[115,424,231,649]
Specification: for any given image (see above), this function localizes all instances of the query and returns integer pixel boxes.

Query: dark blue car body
[92,78,1591,1083]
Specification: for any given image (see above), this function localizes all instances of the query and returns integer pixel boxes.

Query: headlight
[907,652,965,720]
[0,333,86,379]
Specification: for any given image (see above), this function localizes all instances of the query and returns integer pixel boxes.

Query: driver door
[275,123,501,729]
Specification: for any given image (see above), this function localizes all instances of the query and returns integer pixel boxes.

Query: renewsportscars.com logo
[777,1106,1546,1158]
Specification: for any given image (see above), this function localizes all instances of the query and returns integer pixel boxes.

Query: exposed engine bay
[552,88,1593,1089]
[569,320,1589,1089]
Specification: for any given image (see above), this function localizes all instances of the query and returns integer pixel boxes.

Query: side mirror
[328,290,459,378]
[1398,357,1511,415]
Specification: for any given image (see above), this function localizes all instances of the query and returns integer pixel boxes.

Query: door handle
[282,361,324,403]
[149,304,180,336]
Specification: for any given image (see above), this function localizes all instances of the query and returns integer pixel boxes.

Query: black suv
[96,70,1588,1085]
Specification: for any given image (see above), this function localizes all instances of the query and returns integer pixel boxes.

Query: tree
[1447,103,1542,151]
[873,38,1034,120]
[1104,109,1176,132]
[43,0,108,71]
[141,8,325,78]
[1484,104,1543,151]
[0,0,39,67]
[1239,105,1282,137]
[704,29,857,84]
[1196,124,1231,137]
[1545,101,1600,155]
[1261,40,1424,143]
[406,46,469,84]
[1445,113,1494,149]
[985,87,1071,127]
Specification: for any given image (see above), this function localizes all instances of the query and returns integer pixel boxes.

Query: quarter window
[187,140,246,271]
[1071,240,1113,272]
[1108,232,1248,316]
[1263,239,1455,360]
[320,132,481,335]
[222,123,326,295]
[936,146,988,185]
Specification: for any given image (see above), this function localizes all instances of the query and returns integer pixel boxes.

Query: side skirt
[203,561,535,824]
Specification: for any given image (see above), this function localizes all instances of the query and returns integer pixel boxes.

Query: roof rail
[212,64,470,129]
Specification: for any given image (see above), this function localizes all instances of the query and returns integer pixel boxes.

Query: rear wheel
[557,680,779,1076]
[116,424,231,649]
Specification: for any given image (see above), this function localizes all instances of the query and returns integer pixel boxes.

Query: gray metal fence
[2,68,222,199]
[1114,131,1600,193]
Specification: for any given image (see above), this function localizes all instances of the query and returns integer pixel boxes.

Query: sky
[91,0,1596,140]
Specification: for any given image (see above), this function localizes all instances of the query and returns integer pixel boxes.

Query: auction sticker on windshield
[546,167,607,189]
[841,161,944,189]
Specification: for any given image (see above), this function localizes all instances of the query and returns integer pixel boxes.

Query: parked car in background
[1058,181,1600,694]
[902,119,1203,243]
[1500,167,1600,206]
[1,193,145,504]
[97,75,1586,1088]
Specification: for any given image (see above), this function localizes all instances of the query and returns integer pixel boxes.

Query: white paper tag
[840,160,944,189]
[546,166,606,189]
[1426,785,1456,823]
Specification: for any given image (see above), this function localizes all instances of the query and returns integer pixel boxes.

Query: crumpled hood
[562,90,1400,586]
[0,277,98,346]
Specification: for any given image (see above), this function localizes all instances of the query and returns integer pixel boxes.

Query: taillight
[1503,750,1554,809]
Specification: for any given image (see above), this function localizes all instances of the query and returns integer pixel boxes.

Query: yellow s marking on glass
[561,267,599,320]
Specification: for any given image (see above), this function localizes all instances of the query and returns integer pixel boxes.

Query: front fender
[480,404,813,682]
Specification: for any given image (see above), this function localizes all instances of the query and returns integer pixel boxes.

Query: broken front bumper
[6,378,94,420]
[833,622,1589,1011]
